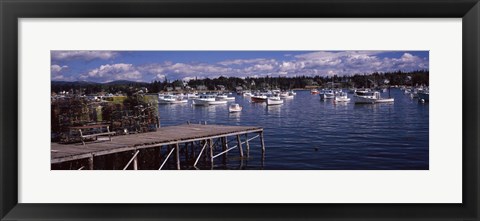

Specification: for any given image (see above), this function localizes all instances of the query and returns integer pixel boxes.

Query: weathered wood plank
[52,124,262,164]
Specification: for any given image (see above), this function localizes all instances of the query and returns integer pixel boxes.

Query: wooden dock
[51,124,264,170]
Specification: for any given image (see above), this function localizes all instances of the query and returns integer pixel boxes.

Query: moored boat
[334,92,350,102]
[279,91,294,98]
[310,89,320,95]
[193,95,228,106]
[354,90,394,104]
[229,103,242,113]
[216,94,235,101]
[243,91,253,97]
[251,94,268,102]
[186,93,199,99]
[158,95,188,104]
[267,96,284,105]
[319,89,335,100]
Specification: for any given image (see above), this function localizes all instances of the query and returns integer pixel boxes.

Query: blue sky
[51,51,429,83]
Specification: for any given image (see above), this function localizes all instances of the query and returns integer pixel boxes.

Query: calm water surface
[158,88,429,170]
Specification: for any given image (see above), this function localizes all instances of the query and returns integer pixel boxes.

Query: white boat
[193,95,228,106]
[251,94,268,102]
[334,92,350,102]
[319,89,335,100]
[288,90,297,96]
[243,91,253,97]
[267,96,284,105]
[354,90,394,104]
[310,89,320,94]
[158,95,188,104]
[158,93,167,99]
[228,103,242,112]
[279,92,294,98]
[216,94,235,101]
[186,93,199,99]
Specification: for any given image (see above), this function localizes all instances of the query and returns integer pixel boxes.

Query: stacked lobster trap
[51,94,159,143]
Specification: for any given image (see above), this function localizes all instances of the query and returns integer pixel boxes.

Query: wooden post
[259,131,265,156]
[175,143,180,170]
[209,138,214,168]
[245,133,250,157]
[159,146,163,164]
[221,137,227,162]
[209,139,214,160]
[112,153,117,170]
[154,146,160,169]
[203,140,208,163]
[133,150,138,170]
[123,150,140,170]
[236,135,244,158]
[190,141,195,159]
[184,142,190,161]
[79,129,85,145]
[88,155,94,170]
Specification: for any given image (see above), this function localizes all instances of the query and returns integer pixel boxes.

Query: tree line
[51,70,428,95]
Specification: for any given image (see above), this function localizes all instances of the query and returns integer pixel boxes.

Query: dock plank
[52,124,262,163]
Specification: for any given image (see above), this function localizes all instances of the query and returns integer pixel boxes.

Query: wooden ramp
[51,124,264,165]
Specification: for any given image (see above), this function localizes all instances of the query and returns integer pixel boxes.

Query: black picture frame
[1,0,479,220]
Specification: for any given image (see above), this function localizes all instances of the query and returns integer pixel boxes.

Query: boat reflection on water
[353,101,394,114]
[266,104,282,115]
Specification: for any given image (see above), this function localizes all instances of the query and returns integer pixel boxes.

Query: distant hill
[51,81,99,86]
[104,80,148,86]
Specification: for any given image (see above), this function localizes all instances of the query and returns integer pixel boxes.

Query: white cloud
[73,51,428,82]
[218,58,276,66]
[289,51,428,76]
[51,64,68,73]
[79,63,141,82]
[51,51,118,61]
[51,64,70,80]
[155,74,166,81]
[138,62,236,80]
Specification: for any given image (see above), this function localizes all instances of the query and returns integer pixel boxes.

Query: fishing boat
[186,93,199,99]
[319,89,335,100]
[334,92,350,102]
[354,90,394,104]
[310,89,320,95]
[228,103,242,113]
[251,93,268,102]
[267,96,284,105]
[216,94,235,101]
[158,95,188,104]
[279,91,294,98]
[243,91,253,97]
[193,95,228,106]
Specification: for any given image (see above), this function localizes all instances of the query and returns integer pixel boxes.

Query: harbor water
[158,88,429,170]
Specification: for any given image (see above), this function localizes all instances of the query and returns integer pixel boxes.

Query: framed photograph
[1,0,479,220]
